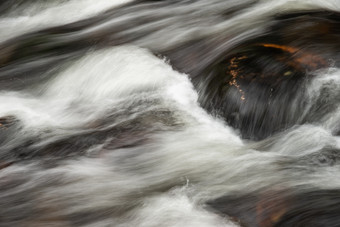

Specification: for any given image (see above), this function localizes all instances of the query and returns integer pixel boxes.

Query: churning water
[1,0,340,226]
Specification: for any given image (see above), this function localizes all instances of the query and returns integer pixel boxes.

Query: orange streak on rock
[259,43,328,70]
[260,43,298,53]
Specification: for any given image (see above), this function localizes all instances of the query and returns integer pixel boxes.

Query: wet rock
[207,189,340,227]
[187,12,340,140]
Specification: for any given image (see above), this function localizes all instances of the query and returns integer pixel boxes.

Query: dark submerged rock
[207,189,340,227]
[185,11,340,140]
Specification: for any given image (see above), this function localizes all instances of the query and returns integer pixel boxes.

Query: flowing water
[1,0,340,226]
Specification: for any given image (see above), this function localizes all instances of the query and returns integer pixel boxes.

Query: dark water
[1,0,340,226]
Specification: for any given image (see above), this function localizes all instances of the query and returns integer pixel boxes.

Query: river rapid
[1,1,340,226]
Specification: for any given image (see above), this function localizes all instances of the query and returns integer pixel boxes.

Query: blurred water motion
[0,0,340,226]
